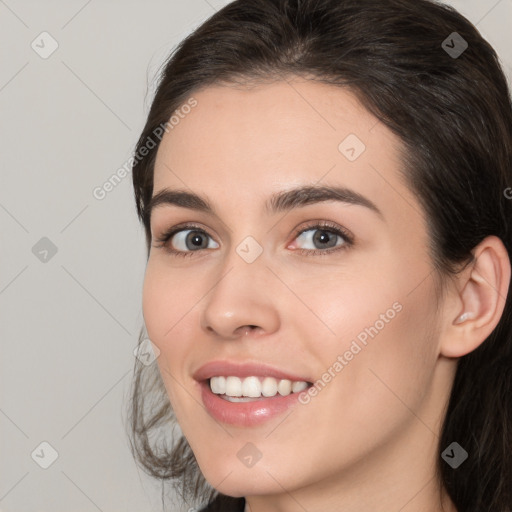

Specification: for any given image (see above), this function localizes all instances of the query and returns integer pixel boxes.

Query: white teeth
[261,377,277,397]
[209,376,309,398]
[292,381,308,393]
[210,375,226,394]
[242,376,261,398]
[277,379,292,396]
[225,376,242,397]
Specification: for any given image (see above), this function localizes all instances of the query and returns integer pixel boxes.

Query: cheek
[288,265,404,353]
[142,264,196,414]
[142,261,197,351]
[333,279,440,427]
[142,267,167,350]
[299,289,440,476]
[299,261,440,410]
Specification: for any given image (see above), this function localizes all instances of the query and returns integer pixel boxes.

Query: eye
[172,229,219,252]
[153,224,219,257]
[153,221,353,258]
[288,222,353,255]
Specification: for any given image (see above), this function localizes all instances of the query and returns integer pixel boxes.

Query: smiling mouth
[208,375,313,402]
[198,375,314,426]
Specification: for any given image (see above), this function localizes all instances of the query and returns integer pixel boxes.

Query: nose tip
[199,261,280,339]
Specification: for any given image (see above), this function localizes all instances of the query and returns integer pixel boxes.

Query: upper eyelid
[166,221,344,236]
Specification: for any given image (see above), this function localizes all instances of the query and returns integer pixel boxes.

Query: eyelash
[153,221,354,258]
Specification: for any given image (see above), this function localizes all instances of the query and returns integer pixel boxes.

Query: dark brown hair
[127,1,512,510]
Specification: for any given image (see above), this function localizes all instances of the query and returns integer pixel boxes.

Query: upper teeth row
[210,376,309,398]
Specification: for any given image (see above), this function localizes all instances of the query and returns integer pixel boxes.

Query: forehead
[152,79,413,216]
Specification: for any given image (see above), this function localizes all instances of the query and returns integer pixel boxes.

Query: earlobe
[440,235,511,358]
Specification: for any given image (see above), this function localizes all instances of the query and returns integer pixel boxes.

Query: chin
[196,457,295,497]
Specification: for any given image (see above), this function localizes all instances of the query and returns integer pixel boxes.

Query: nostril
[241,325,258,335]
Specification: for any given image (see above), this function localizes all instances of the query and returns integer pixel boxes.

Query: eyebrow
[147,185,384,221]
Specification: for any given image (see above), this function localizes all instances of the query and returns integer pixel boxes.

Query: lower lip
[199,380,306,427]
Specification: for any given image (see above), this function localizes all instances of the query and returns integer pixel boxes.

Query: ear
[440,235,511,358]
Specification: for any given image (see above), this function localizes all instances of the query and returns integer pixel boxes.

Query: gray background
[1,1,511,511]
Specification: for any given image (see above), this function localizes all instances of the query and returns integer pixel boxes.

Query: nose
[200,256,280,340]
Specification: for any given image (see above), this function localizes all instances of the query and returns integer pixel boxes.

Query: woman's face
[142,78,455,505]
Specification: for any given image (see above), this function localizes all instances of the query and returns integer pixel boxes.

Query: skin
[142,77,510,512]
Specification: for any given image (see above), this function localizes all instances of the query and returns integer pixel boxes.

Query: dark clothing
[199,495,245,511]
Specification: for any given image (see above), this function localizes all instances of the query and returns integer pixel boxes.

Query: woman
[128,1,512,511]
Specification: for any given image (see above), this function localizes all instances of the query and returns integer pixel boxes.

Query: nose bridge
[200,240,280,339]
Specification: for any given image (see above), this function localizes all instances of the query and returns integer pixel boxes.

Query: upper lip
[193,360,313,383]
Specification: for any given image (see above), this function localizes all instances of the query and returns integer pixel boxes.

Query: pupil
[188,231,206,249]
[314,230,335,248]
